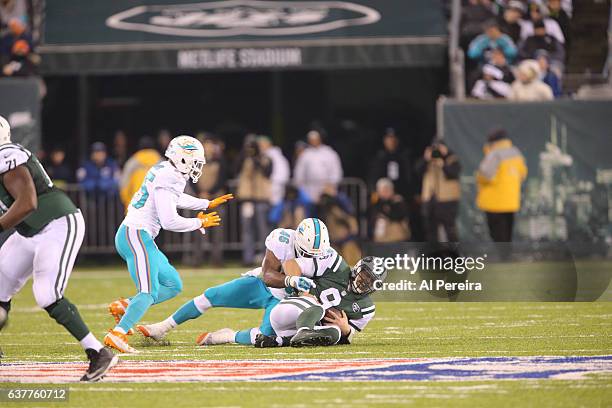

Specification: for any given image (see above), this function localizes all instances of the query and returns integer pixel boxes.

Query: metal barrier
[63,177,368,257]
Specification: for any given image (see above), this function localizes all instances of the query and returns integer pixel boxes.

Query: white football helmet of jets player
[294,217,330,258]
[0,115,11,145]
[165,135,206,183]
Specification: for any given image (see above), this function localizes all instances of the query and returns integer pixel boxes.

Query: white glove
[284,275,316,292]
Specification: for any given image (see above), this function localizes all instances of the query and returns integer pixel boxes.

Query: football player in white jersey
[0,116,118,381]
[104,135,233,353]
[137,218,335,346]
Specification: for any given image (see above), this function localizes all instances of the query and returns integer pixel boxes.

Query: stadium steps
[564,0,610,93]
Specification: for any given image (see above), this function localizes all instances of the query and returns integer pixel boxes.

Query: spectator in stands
[236,134,272,266]
[269,184,314,229]
[489,48,515,81]
[368,128,412,200]
[113,130,129,168]
[292,140,307,166]
[293,129,343,203]
[119,136,161,210]
[519,20,564,66]
[536,49,562,97]
[417,141,461,243]
[471,63,513,98]
[1,18,32,60]
[1,38,35,77]
[509,59,554,100]
[519,2,565,45]
[498,1,525,44]
[467,20,518,64]
[258,135,290,207]
[0,0,27,28]
[460,0,497,47]
[317,183,360,265]
[370,178,410,243]
[77,142,120,197]
[546,0,571,48]
[45,147,73,189]
[156,129,172,154]
[477,129,527,242]
[194,134,228,266]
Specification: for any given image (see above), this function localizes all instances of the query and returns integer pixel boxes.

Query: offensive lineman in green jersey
[256,256,387,347]
[0,116,118,381]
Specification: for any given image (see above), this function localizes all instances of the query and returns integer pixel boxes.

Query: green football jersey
[309,253,376,331]
[0,143,77,237]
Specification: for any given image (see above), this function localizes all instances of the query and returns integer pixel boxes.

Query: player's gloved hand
[208,194,234,209]
[284,275,316,292]
[197,211,221,228]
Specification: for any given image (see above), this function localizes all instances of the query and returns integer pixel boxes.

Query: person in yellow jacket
[476,129,527,242]
[119,137,162,210]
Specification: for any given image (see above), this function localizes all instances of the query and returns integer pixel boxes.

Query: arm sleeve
[478,152,500,181]
[154,188,202,232]
[293,257,316,278]
[177,193,210,210]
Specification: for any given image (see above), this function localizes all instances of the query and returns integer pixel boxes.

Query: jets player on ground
[256,256,386,347]
[137,218,329,345]
[104,135,232,353]
[0,116,117,381]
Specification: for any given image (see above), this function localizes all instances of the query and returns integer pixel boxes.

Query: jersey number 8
[319,287,341,310]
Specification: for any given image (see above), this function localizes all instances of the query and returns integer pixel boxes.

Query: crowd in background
[462,0,572,100]
[36,125,527,265]
[0,0,38,78]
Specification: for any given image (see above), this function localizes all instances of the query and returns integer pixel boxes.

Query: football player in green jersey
[0,116,118,381]
[256,256,387,347]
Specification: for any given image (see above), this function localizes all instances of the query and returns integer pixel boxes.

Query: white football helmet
[0,115,11,146]
[165,135,206,183]
[294,218,330,258]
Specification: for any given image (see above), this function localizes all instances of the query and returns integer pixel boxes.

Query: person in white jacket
[293,130,343,203]
[258,135,290,206]
[104,135,233,353]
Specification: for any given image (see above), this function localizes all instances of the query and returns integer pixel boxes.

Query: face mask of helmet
[349,260,380,295]
[189,158,205,183]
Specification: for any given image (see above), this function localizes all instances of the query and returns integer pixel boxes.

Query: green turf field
[1,267,611,407]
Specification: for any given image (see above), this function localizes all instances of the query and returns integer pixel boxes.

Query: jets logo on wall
[106,0,381,37]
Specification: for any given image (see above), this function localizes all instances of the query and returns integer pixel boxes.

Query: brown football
[324,307,342,320]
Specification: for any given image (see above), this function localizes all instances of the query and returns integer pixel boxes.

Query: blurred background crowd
[0,0,610,264]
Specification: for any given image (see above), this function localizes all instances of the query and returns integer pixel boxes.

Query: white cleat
[195,328,236,346]
[136,323,169,341]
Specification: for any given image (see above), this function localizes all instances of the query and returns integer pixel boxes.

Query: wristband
[284,275,291,288]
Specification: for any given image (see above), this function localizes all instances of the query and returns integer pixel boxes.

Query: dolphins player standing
[104,135,233,353]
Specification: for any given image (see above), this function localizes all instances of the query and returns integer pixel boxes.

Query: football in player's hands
[324,307,343,320]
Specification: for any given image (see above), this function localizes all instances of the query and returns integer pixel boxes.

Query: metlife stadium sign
[39,0,447,74]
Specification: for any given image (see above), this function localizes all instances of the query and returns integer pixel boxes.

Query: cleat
[290,328,334,348]
[80,348,119,382]
[104,329,139,354]
[254,333,279,348]
[108,298,129,324]
[196,328,236,346]
[136,323,167,341]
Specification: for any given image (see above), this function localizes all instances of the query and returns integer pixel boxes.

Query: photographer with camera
[416,141,461,242]
[236,134,273,266]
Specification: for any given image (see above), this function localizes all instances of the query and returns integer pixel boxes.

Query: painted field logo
[2,356,611,383]
[106,0,381,37]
